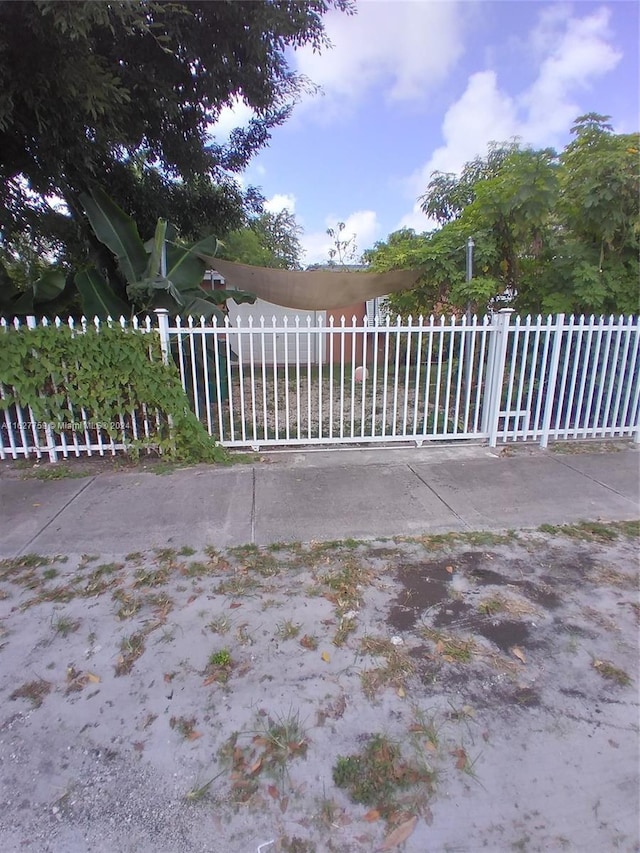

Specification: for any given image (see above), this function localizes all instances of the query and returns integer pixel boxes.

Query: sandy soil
[0,525,638,853]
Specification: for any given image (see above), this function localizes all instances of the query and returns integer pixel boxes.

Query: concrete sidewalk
[1,443,638,558]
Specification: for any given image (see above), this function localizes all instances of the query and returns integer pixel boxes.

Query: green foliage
[0,1,352,273]
[367,115,639,318]
[219,208,303,270]
[76,187,255,320]
[0,324,229,463]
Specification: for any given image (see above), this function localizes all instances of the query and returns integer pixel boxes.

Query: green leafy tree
[0,0,352,281]
[367,116,639,318]
[219,209,303,270]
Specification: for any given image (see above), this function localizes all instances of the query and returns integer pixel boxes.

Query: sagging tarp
[210,258,421,311]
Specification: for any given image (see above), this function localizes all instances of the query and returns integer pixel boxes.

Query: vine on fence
[0,324,229,463]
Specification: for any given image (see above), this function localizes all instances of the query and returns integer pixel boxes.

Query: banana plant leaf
[33,269,66,303]
[166,234,221,290]
[80,187,148,285]
[75,268,131,320]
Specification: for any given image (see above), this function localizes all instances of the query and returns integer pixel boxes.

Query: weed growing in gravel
[332,734,433,820]
[218,710,309,802]
[359,636,415,698]
[112,589,143,620]
[207,615,231,635]
[115,632,146,676]
[421,628,476,663]
[204,648,234,684]
[51,613,81,637]
[215,572,260,597]
[275,620,301,640]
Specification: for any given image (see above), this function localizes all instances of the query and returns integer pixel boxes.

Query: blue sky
[214,1,639,266]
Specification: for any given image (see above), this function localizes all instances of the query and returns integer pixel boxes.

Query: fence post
[26,315,58,462]
[539,314,565,448]
[485,308,513,447]
[155,308,170,365]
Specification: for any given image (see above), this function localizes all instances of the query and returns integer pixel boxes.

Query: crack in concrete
[407,464,471,530]
[543,450,639,505]
[17,475,97,556]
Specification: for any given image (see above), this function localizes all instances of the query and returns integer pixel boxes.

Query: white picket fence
[1,309,639,460]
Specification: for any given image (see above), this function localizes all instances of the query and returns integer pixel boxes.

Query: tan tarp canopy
[211,258,420,311]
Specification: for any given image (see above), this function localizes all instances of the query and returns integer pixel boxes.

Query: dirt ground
[0,522,638,853]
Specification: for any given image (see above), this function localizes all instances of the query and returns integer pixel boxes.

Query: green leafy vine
[0,324,229,463]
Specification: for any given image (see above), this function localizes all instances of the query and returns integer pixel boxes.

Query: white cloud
[398,6,622,228]
[295,1,464,110]
[208,97,255,141]
[301,210,381,266]
[265,193,297,215]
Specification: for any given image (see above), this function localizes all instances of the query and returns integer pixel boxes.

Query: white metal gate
[157,310,640,450]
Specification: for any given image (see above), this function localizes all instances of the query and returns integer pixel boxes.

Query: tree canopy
[366,115,639,318]
[0,0,351,281]
[218,208,304,270]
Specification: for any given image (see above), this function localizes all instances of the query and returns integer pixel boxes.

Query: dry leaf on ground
[511,646,526,664]
[379,815,418,850]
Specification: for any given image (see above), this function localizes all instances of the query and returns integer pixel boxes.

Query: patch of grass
[182,561,208,577]
[10,679,52,708]
[153,547,177,563]
[207,615,231,635]
[360,636,415,699]
[22,464,91,481]
[463,530,518,547]
[320,556,371,616]
[133,566,170,588]
[178,545,196,557]
[218,710,309,802]
[112,589,143,620]
[478,597,506,616]
[332,615,357,647]
[408,708,442,751]
[51,613,81,637]
[145,591,174,620]
[477,593,537,618]
[125,551,144,563]
[42,568,58,581]
[332,734,433,820]
[275,620,301,640]
[592,658,631,686]
[227,545,280,578]
[81,562,123,596]
[204,648,234,684]
[215,572,260,597]
[538,520,623,542]
[115,631,146,676]
[421,628,476,664]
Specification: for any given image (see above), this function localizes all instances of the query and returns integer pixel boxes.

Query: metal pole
[464,237,475,426]
[465,237,474,319]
